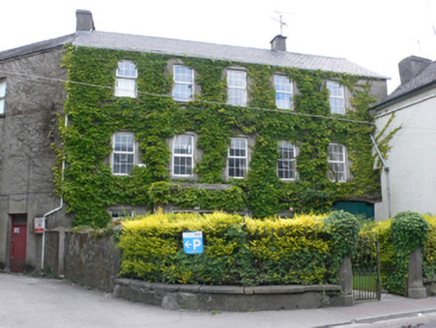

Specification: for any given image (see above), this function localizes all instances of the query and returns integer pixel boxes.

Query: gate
[352,234,381,301]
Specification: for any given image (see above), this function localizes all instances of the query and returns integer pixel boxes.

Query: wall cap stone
[113,278,341,295]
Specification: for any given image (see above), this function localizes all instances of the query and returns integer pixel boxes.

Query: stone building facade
[0,10,388,273]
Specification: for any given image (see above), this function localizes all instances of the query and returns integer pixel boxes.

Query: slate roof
[373,60,436,109]
[72,31,385,78]
[0,34,75,61]
[0,30,386,79]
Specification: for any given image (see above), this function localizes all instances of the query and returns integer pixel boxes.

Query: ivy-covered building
[0,10,388,272]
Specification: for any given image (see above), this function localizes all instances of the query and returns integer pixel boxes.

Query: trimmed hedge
[117,210,359,286]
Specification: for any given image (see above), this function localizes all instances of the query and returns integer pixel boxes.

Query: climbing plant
[56,45,388,227]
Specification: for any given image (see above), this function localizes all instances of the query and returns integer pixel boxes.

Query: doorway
[9,214,28,272]
[332,201,375,220]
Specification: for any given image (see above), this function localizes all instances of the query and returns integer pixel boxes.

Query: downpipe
[369,134,392,219]
[41,115,68,271]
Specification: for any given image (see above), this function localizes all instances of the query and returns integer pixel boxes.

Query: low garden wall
[113,278,347,311]
[45,229,120,291]
[42,210,436,311]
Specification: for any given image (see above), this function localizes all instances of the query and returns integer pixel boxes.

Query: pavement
[2,273,436,327]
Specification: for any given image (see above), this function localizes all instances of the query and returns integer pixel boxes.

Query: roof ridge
[88,30,349,61]
[73,30,386,79]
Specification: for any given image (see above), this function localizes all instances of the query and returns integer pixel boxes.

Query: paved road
[3,273,436,327]
[0,273,346,328]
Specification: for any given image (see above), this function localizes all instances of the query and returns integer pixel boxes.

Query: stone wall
[113,278,346,311]
[0,47,71,271]
[45,230,120,291]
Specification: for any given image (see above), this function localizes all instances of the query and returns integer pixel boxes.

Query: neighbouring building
[371,55,436,220]
[0,10,388,273]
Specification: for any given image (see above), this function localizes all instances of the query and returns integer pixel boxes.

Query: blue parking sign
[183,231,203,254]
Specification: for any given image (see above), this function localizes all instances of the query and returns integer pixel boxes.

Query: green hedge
[361,211,430,294]
[117,210,359,286]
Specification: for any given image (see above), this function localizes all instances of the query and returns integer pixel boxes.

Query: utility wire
[0,70,374,125]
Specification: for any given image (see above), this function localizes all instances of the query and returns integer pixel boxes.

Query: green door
[332,201,374,219]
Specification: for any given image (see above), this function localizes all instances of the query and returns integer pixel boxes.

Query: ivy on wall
[57,45,387,227]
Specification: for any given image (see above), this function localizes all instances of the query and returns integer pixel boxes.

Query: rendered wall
[374,86,436,220]
[0,49,71,271]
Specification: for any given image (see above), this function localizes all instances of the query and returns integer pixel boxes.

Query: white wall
[374,86,436,220]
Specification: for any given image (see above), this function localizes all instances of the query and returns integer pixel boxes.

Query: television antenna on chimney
[272,10,293,36]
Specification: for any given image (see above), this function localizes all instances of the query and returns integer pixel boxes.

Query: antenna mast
[272,10,291,36]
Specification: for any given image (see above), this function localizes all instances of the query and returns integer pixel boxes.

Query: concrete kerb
[318,309,436,328]
[313,293,436,328]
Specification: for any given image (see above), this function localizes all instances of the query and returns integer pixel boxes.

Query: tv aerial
[272,9,293,35]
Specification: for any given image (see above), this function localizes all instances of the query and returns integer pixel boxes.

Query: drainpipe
[369,134,392,219]
[40,115,68,271]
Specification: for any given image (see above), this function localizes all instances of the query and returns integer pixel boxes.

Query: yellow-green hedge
[117,210,359,286]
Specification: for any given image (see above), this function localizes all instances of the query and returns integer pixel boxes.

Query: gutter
[370,79,436,113]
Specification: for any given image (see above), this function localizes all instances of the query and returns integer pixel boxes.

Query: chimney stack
[270,35,287,51]
[76,9,95,32]
[398,56,432,85]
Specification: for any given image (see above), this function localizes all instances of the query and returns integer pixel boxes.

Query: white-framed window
[277,141,297,180]
[109,210,134,221]
[0,80,6,115]
[275,75,293,110]
[228,138,247,178]
[112,132,135,175]
[173,65,194,102]
[115,60,137,98]
[227,70,247,106]
[327,81,345,114]
[172,135,194,176]
[327,143,347,182]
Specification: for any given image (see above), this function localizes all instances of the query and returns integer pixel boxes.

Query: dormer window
[275,75,293,110]
[227,70,247,106]
[327,81,344,114]
[115,61,137,98]
[173,65,194,102]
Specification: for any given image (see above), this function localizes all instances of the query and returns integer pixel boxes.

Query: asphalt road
[3,273,436,328]
[0,273,343,328]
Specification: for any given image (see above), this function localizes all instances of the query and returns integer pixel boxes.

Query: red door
[9,214,28,272]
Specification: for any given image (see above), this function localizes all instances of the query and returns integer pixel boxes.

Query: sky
[2,0,436,93]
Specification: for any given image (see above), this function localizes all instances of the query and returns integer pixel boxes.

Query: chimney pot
[270,35,287,51]
[76,9,95,32]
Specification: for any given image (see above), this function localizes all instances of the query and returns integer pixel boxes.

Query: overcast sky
[2,0,436,93]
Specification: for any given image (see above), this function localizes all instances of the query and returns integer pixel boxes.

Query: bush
[364,211,430,294]
[117,210,358,286]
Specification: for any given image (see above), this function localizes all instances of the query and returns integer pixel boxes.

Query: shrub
[117,210,358,286]
[364,211,430,293]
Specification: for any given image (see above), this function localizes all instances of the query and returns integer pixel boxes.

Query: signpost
[183,231,203,254]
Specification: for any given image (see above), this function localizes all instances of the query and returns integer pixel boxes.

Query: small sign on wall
[34,217,45,234]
